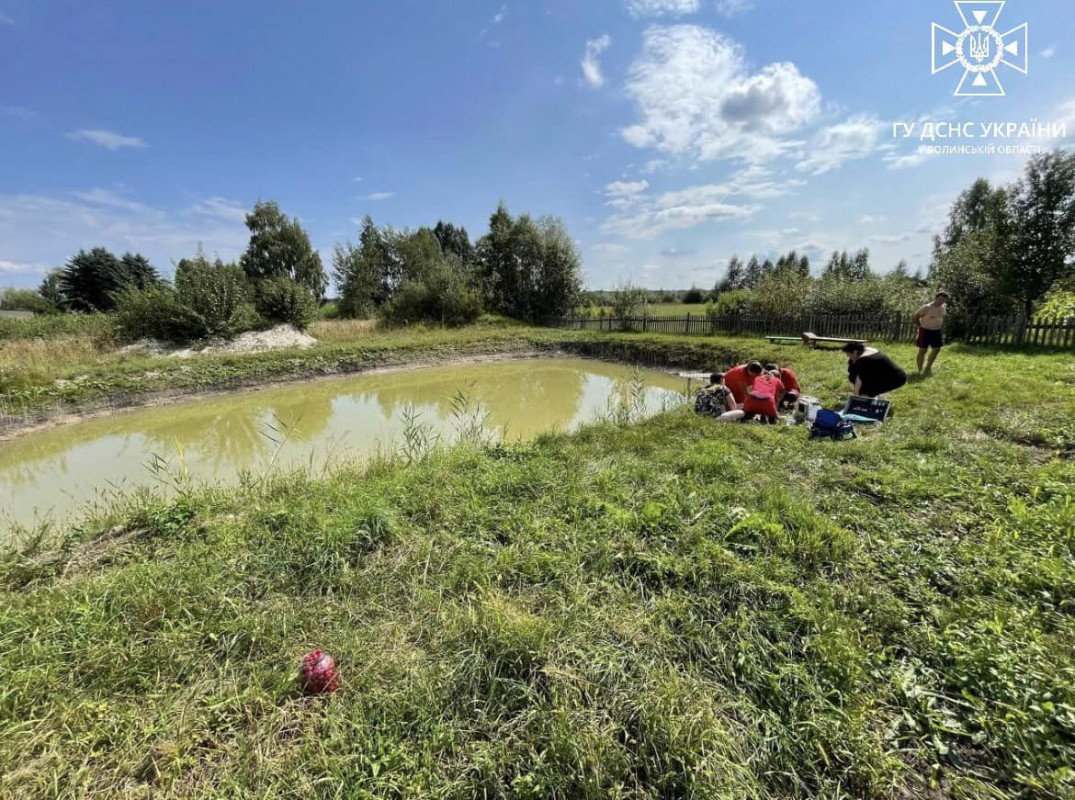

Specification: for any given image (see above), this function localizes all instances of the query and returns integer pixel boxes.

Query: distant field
[589,303,710,317]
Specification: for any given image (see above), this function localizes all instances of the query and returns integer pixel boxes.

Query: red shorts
[742,395,778,419]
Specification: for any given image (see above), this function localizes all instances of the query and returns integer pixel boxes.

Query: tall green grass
[1,341,1073,797]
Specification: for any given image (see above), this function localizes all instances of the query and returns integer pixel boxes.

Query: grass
[0,334,1073,798]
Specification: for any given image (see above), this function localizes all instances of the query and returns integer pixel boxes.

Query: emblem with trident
[932,1,1028,96]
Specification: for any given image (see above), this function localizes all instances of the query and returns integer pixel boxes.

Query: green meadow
[1,327,1073,798]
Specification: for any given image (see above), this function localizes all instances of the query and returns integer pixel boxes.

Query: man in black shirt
[842,342,907,398]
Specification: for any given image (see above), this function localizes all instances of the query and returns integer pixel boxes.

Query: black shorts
[860,373,907,398]
[917,328,944,349]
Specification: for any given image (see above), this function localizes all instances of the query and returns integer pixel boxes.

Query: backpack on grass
[809,409,857,441]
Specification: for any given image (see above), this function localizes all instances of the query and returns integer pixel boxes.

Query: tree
[59,247,128,312]
[1003,151,1075,318]
[333,216,398,317]
[432,221,474,264]
[717,255,744,293]
[893,259,910,278]
[851,248,871,281]
[797,254,811,278]
[476,202,519,315]
[943,178,1009,248]
[120,252,161,290]
[610,280,647,327]
[395,227,447,287]
[475,203,582,321]
[531,216,583,319]
[683,286,706,304]
[39,269,66,310]
[174,252,254,337]
[744,255,763,289]
[240,200,327,298]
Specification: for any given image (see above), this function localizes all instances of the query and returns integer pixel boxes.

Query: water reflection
[0,359,683,532]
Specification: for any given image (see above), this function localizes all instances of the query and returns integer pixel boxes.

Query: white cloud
[641,159,668,173]
[0,191,250,282]
[622,25,820,164]
[479,5,507,38]
[715,0,754,16]
[795,114,882,175]
[660,247,697,257]
[884,147,933,170]
[72,188,150,214]
[604,180,649,208]
[625,0,701,18]
[353,176,364,183]
[869,233,912,244]
[190,197,249,222]
[1,105,36,119]
[582,34,611,88]
[601,178,761,239]
[1041,45,1057,59]
[360,192,396,201]
[857,214,887,225]
[591,243,632,256]
[0,260,41,275]
[66,129,149,151]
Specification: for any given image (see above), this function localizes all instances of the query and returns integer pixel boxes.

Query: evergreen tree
[717,255,744,293]
[119,253,161,290]
[59,247,128,312]
[744,255,763,289]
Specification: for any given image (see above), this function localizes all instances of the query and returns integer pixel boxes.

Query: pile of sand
[117,325,317,359]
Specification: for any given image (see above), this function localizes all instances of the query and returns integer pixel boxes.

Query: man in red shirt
[765,363,801,410]
[721,361,764,405]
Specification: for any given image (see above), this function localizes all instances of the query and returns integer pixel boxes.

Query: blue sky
[1,0,1072,290]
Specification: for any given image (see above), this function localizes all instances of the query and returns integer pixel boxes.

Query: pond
[0,358,688,533]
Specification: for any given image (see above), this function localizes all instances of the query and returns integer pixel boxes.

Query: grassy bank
[1,337,1073,798]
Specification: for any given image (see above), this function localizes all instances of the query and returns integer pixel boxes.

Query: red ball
[300,649,339,694]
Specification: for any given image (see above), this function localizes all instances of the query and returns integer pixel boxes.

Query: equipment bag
[809,408,857,441]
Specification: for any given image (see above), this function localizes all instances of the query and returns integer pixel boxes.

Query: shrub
[114,287,209,343]
[255,277,318,330]
[174,256,255,337]
[319,301,341,320]
[682,287,706,304]
[0,288,56,315]
[378,278,483,328]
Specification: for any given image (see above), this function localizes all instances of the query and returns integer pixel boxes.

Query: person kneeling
[720,370,784,425]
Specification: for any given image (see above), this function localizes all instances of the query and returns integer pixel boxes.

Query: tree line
[3,199,584,341]
[332,203,582,326]
[676,150,1075,330]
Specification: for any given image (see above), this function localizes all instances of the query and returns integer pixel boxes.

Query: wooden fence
[544,312,1075,349]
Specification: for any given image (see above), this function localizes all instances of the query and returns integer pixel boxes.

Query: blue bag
[809,409,857,441]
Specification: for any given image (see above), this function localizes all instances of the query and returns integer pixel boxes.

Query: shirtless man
[912,292,950,375]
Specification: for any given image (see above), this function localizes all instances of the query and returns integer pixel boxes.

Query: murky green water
[1,359,687,532]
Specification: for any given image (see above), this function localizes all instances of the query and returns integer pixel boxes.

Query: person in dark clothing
[842,342,907,398]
